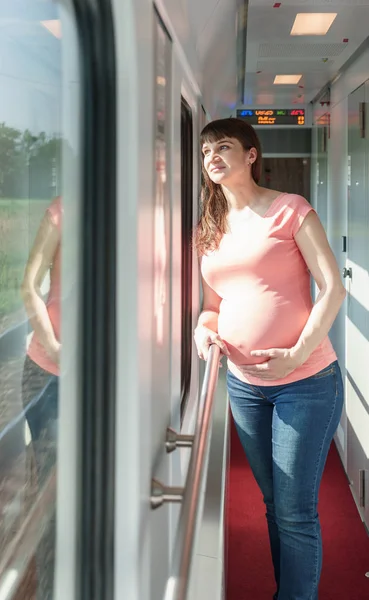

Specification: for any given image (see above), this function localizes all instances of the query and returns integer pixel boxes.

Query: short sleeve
[46,196,62,231]
[288,194,315,237]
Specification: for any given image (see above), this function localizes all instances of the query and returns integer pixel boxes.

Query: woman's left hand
[237,347,303,381]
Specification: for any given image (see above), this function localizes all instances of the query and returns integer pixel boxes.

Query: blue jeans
[22,356,58,484]
[227,361,344,600]
[22,356,59,599]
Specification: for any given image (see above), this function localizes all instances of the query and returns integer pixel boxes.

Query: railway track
[0,320,56,599]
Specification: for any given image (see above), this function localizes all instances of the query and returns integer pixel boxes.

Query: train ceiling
[243,0,369,106]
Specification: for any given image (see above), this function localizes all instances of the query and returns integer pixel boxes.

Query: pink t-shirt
[201,193,337,386]
[27,196,62,376]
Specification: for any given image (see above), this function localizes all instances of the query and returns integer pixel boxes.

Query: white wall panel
[113,1,232,598]
[312,41,369,468]
[327,100,348,465]
[113,0,154,598]
[157,0,239,117]
[331,41,369,107]
[326,99,347,365]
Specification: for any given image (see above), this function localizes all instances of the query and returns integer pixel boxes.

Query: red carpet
[226,418,369,599]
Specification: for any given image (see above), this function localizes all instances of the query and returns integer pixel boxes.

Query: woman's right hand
[194,326,230,361]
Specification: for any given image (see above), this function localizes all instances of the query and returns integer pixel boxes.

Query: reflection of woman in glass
[21,195,61,598]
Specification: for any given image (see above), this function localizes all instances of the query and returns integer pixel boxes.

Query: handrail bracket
[166,427,194,453]
[151,479,185,510]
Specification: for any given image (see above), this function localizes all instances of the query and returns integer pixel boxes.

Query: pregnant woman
[194,118,346,600]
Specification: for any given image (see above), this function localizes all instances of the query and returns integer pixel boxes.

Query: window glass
[0,1,81,598]
[153,17,171,349]
[151,13,171,448]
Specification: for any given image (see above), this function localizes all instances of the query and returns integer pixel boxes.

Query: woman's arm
[240,211,346,380]
[197,277,222,331]
[290,210,346,363]
[194,276,229,360]
[21,212,61,364]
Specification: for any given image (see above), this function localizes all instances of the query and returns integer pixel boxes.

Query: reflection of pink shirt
[27,197,61,376]
[201,193,337,386]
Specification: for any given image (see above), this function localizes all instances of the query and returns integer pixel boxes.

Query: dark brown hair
[194,118,262,255]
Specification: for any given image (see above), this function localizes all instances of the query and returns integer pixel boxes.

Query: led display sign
[236,108,305,126]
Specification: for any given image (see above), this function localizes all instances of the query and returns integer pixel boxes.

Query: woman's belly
[218,294,311,365]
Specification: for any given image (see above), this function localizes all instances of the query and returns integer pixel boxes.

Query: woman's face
[202,136,255,184]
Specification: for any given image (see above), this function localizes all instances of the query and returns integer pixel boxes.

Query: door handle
[342,267,352,279]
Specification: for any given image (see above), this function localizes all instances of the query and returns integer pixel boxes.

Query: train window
[0,1,81,598]
[153,14,171,351]
[180,97,193,418]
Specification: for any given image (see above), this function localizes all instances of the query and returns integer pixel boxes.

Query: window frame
[180,96,194,419]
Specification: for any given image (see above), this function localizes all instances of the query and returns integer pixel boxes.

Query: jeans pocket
[311,362,336,380]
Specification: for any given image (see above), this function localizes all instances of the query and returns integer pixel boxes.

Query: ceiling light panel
[291,13,337,36]
[274,75,302,84]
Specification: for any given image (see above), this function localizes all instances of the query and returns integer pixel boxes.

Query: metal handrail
[164,343,221,600]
